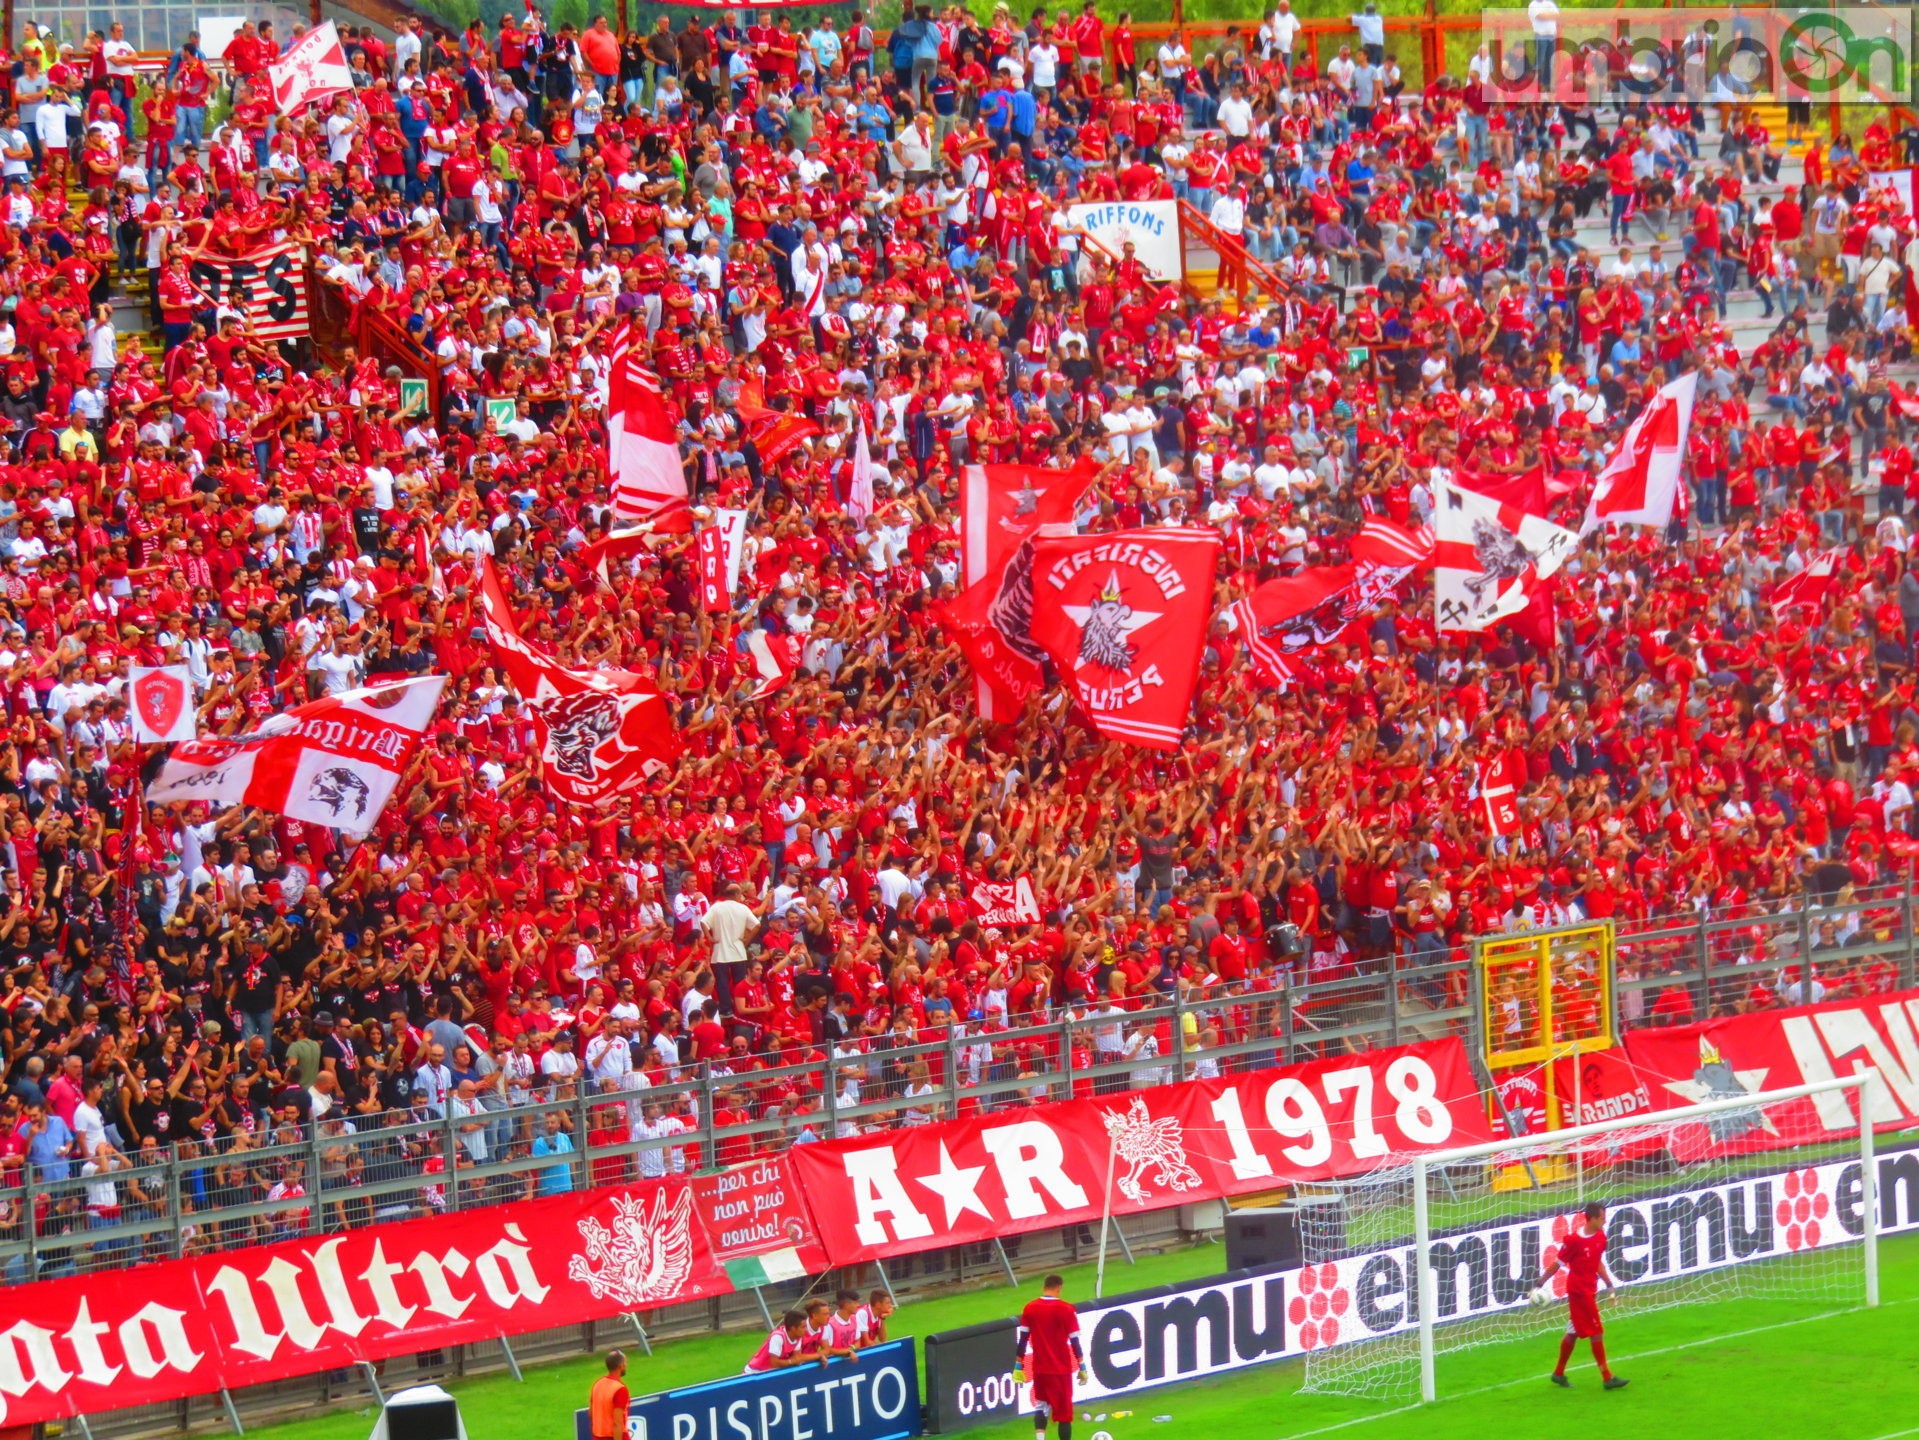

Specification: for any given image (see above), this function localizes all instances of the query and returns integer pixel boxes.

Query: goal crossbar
[1402,1068,1886,1403]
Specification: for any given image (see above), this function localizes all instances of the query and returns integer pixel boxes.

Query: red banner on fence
[0,1179,732,1427]
[786,1038,1489,1263]
[1620,987,1919,1160]
[689,1154,829,1266]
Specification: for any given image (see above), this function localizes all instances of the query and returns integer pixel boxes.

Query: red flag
[1769,548,1845,615]
[1027,528,1221,749]
[1891,381,1919,421]
[1505,575,1558,652]
[697,525,729,613]
[1454,465,1551,519]
[1478,749,1527,835]
[745,631,803,698]
[607,320,692,528]
[1350,516,1435,570]
[1228,563,1410,686]
[953,460,1100,720]
[478,562,680,803]
[736,402,824,467]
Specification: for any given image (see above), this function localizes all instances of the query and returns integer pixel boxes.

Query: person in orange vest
[587,1350,630,1440]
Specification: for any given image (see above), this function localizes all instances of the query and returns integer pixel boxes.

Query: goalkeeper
[1015,1274,1088,1440]
[1536,1200,1629,1391]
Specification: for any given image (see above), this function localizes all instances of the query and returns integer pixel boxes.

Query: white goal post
[1298,1069,1886,1405]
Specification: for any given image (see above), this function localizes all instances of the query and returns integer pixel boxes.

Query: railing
[1178,198,1293,312]
[11,881,1917,1290]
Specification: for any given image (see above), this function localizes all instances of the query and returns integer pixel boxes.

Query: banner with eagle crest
[1433,478,1579,633]
[147,675,446,832]
[1025,527,1221,750]
[477,561,680,805]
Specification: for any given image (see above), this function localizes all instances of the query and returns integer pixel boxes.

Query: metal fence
[14,883,1918,1437]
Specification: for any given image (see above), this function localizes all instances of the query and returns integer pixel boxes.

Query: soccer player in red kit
[1539,1201,1629,1390]
[1015,1274,1089,1440]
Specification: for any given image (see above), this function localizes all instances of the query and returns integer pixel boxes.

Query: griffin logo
[569,1186,696,1306]
[306,767,371,820]
[543,693,623,780]
[1099,1094,1201,1203]
[1463,517,1537,610]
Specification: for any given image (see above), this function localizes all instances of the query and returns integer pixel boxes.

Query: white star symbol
[1061,570,1161,670]
[1662,1065,1778,1135]
[915,1141,991,1226]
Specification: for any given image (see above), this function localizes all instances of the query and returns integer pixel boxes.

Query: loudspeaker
[1225,1208,1304,1271]
[370,1387,466,1440]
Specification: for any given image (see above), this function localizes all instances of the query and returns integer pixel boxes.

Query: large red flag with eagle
[606,320,692,530]
[478,562,679,804]
[1026,527,1221,749]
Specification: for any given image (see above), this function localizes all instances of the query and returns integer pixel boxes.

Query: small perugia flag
[129,665,197,744]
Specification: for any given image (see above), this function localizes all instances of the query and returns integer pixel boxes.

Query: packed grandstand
[1,0,1918,1427]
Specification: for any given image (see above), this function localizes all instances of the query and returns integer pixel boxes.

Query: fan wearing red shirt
[1538,1201,1627,1391]
[1015,1276,1087,1440]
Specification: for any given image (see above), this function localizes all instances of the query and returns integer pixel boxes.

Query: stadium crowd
[1,1,1918,1263]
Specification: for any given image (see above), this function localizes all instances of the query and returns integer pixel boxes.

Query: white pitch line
[1281,1298,1919,1440]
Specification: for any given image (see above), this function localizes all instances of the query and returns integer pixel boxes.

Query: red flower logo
[1776,1167,1831,1251]
[1289,1262,1353,1350]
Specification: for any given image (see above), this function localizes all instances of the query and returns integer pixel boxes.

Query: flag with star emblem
[950,460,1101,721]
[477,561,679,804]
[1026,527,1221,750]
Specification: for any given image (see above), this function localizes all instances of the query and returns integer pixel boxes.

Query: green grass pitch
[240,1236,1919,1440]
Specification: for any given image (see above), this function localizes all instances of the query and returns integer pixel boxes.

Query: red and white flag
[697,524,730,613]
[1478,749,1528,835]
[478,563,680,804]
[951,460,1099,721]
[1769,548,1845,615]
[147,675,446,831]
[969,875,1042,925]
[1228,562,1411,686]
[1027,527,1222,750]
[1582,371,1698,532]
[128,665,197,744]
[269,21,354,115]
[607,320,692,529]
[745,631,804,699]
[1351,516,1435,571]
[846,419,876,522]
[1434,478,1578,632]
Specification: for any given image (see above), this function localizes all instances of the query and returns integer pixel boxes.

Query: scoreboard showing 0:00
[925,1319,1027,1431]
[956,1368,1026,1417]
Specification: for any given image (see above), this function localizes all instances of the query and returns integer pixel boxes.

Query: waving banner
[1433,479,1578,632]
[951,460,1100,721]
[268,19,354,114]
[186,240,310,340]
[0,1178,731,1427]
[970,875,1043,925]
[478,562,679,803]
[1027,527,1221,749]
[787,1038,1488,1263]
[147,675,445,831]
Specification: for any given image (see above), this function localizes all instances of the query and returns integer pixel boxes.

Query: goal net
[1297,1072,1884,1404]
